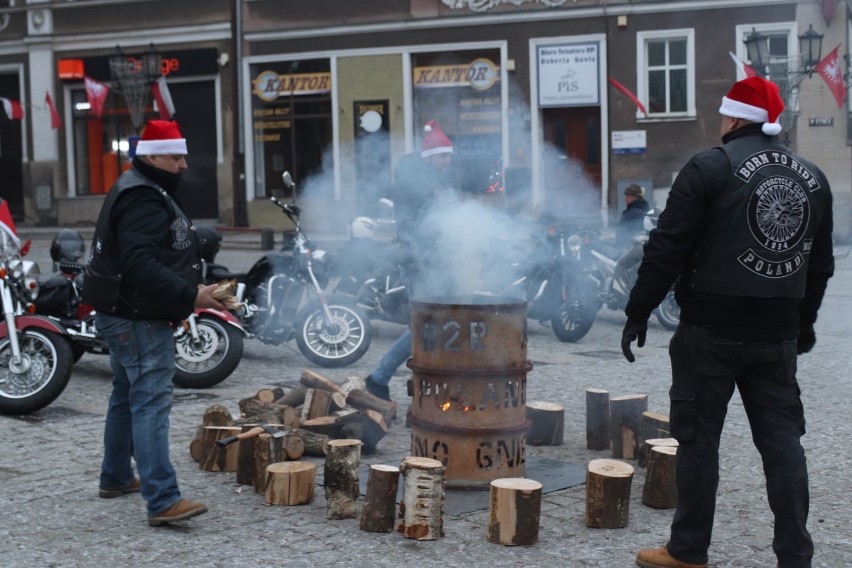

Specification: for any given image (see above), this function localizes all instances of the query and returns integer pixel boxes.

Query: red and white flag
[0,97,24,120]
[0,199,20,247]
[84,75,110,118]
[45,92,62,129]
[151,75,175,120]
[815,45,846,109]
[607,77,648,117]
[728,51,759,79]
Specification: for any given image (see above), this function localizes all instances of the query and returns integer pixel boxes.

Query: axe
[216,424,285,447]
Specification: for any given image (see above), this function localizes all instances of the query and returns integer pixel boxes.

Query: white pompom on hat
[718,76,785,136]
[420,120,453,157]
[135,120,188,156]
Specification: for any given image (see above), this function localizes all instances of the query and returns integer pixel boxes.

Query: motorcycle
[34,229,246,389]
[332,199,412,326]
[579,212,680,332]
[202,171,372,368]
[0,230,74,414]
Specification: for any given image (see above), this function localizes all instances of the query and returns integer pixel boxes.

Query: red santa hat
[135,120,188,155]
[420,121,453,158]
[718,76,785,136]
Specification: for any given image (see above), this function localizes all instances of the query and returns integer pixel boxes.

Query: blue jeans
[370,328,412,386]
[96,313,182,517]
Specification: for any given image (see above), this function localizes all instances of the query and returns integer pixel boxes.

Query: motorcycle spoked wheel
[296,297,372,368]
[655,290,680,331]
[551,279,599,343]
[0,330,73,415]
[173,316,245,388]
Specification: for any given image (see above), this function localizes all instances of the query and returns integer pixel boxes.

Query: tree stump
[324,439,362,519]
[584,459,635,528]
[487,478,543,545]
[639,411,670,449]
[638,437,678,469]
[642,446,678,509]
[526,401,564,446]
[198,426,242,472]
[253,432,283,494]
[359,464,400,533]
[264,461,317,505]
[609,394,648,459]
[586,388,610,451]
[398,456,445,540]
[236,431,258,486]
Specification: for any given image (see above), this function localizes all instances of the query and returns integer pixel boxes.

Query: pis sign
[537,42,600,108]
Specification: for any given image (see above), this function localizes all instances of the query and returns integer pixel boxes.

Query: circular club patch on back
[747,175,809,253]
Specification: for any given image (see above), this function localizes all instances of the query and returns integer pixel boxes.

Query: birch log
[324,439,362,519]
[399,456,445,540]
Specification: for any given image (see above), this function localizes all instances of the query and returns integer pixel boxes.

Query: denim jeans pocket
[94,312,133,340]
[669,386,696,443]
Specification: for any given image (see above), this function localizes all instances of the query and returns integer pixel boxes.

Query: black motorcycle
[202,172,372,368]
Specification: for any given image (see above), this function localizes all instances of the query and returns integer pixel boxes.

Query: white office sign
[611,130,647,155]
[537,42,600,107]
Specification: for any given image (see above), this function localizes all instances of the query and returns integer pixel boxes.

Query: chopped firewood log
[264,462,316,506]
[324,439,362,519]
[586,388,610,451]
[339,376,366,395]
[256,387,285,404]
[331,408,358,418]
[329,392,347,411]
[199,426,242,472]
[642,446,678,509]
[360,464,400,533]
[638,437,678,469]
[584,459,635,528]
[639,411,670,450]
[300,388,332,422]
[236,432,258,486]
[209,278,241,309]
[202,403,234,426]
[526,401,564,446]
[609,394,648,459]
[190,426,205,462]
[337,409,388,454]
[281,432,305,461]
[235,399,298,428]
[253,432,283,494]
[346,388,397,422]
[398,456,445,540]
[290,428,329,456]
[274,385,307,407]
[300,368,346,395]
[301,416,341,437]
[487,478,543,545]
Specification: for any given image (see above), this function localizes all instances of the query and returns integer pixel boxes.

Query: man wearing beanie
[623,76,834,568]
[616,183,651,248]
[83,120,226,526]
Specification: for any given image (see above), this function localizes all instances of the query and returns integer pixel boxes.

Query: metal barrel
[407,295,531,489]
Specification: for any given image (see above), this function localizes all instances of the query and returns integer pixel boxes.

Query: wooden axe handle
[216,425,265,447]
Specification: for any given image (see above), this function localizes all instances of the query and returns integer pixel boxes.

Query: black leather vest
[83,168,199,318]
[687,135,830,298]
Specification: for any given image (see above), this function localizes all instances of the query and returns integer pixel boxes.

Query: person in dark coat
[83,120,225,527]
[625,77,834,568]
[615,183,651,249]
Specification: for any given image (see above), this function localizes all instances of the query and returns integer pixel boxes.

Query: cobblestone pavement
[1,238,850,568]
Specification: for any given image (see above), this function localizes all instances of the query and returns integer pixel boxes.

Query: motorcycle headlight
[310,249,329,285]
[566,234,583,254]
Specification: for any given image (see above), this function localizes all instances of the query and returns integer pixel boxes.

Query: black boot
[365,375,391,401]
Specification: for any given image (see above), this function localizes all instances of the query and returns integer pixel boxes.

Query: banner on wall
[537,42,600,107]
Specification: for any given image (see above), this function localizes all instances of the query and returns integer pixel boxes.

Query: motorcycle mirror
[282,171,295,191]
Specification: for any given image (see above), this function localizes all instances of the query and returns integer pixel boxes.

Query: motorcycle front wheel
[551,279,599,343]
[655,290,680,331]
[174,316,244,388]
[296,297,372,368]
[0,330,73,415]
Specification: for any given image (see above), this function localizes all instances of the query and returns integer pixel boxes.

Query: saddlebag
[34,274,75,317]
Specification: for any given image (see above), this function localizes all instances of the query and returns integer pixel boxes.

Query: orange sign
[58,59,85,80]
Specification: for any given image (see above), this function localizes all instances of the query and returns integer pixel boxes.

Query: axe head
[260,424,286,438]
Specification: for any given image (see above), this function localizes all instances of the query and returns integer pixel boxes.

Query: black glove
[797,324,816,355]
[621,320,648,363]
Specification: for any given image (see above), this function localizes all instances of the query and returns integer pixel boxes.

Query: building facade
[2,0,850,236]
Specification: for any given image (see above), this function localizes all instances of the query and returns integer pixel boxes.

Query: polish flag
[152,75,176,120]
[728,51,759,79]
[815,45,846,109]
[45,92,62,129]
[84,75,110,118]
[0,199,20,247]
[607,77,648,117]
[0,97,24,120]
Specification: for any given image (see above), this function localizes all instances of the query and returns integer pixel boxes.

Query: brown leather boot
[148,499,208,527]
[98,477,141,498]
[636,546,708,568]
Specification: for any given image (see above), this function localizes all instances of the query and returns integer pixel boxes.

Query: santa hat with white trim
[420,121,453,158]
[135,120,188,156]
[718,76,785,136]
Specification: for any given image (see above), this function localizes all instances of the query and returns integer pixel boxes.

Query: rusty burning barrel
[407,295,531,489]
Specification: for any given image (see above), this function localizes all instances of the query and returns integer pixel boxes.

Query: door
[170,81,218,219]
[0,73,23,217]
[541,106,601,220]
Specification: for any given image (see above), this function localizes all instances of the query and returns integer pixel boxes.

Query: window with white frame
[636,29,695,119]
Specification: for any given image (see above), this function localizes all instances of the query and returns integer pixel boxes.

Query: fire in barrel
[407,295,531,489]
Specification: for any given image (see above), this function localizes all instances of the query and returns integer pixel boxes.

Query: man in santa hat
[624,76,834,568]
[83,120,226,527]
[364,120,456,401]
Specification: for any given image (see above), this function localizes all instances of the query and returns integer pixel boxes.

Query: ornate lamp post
[108,44,162,130]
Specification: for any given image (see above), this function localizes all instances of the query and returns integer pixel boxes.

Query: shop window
[249,59,333,199]
[411,49,503,196]
[636,29,695,119]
